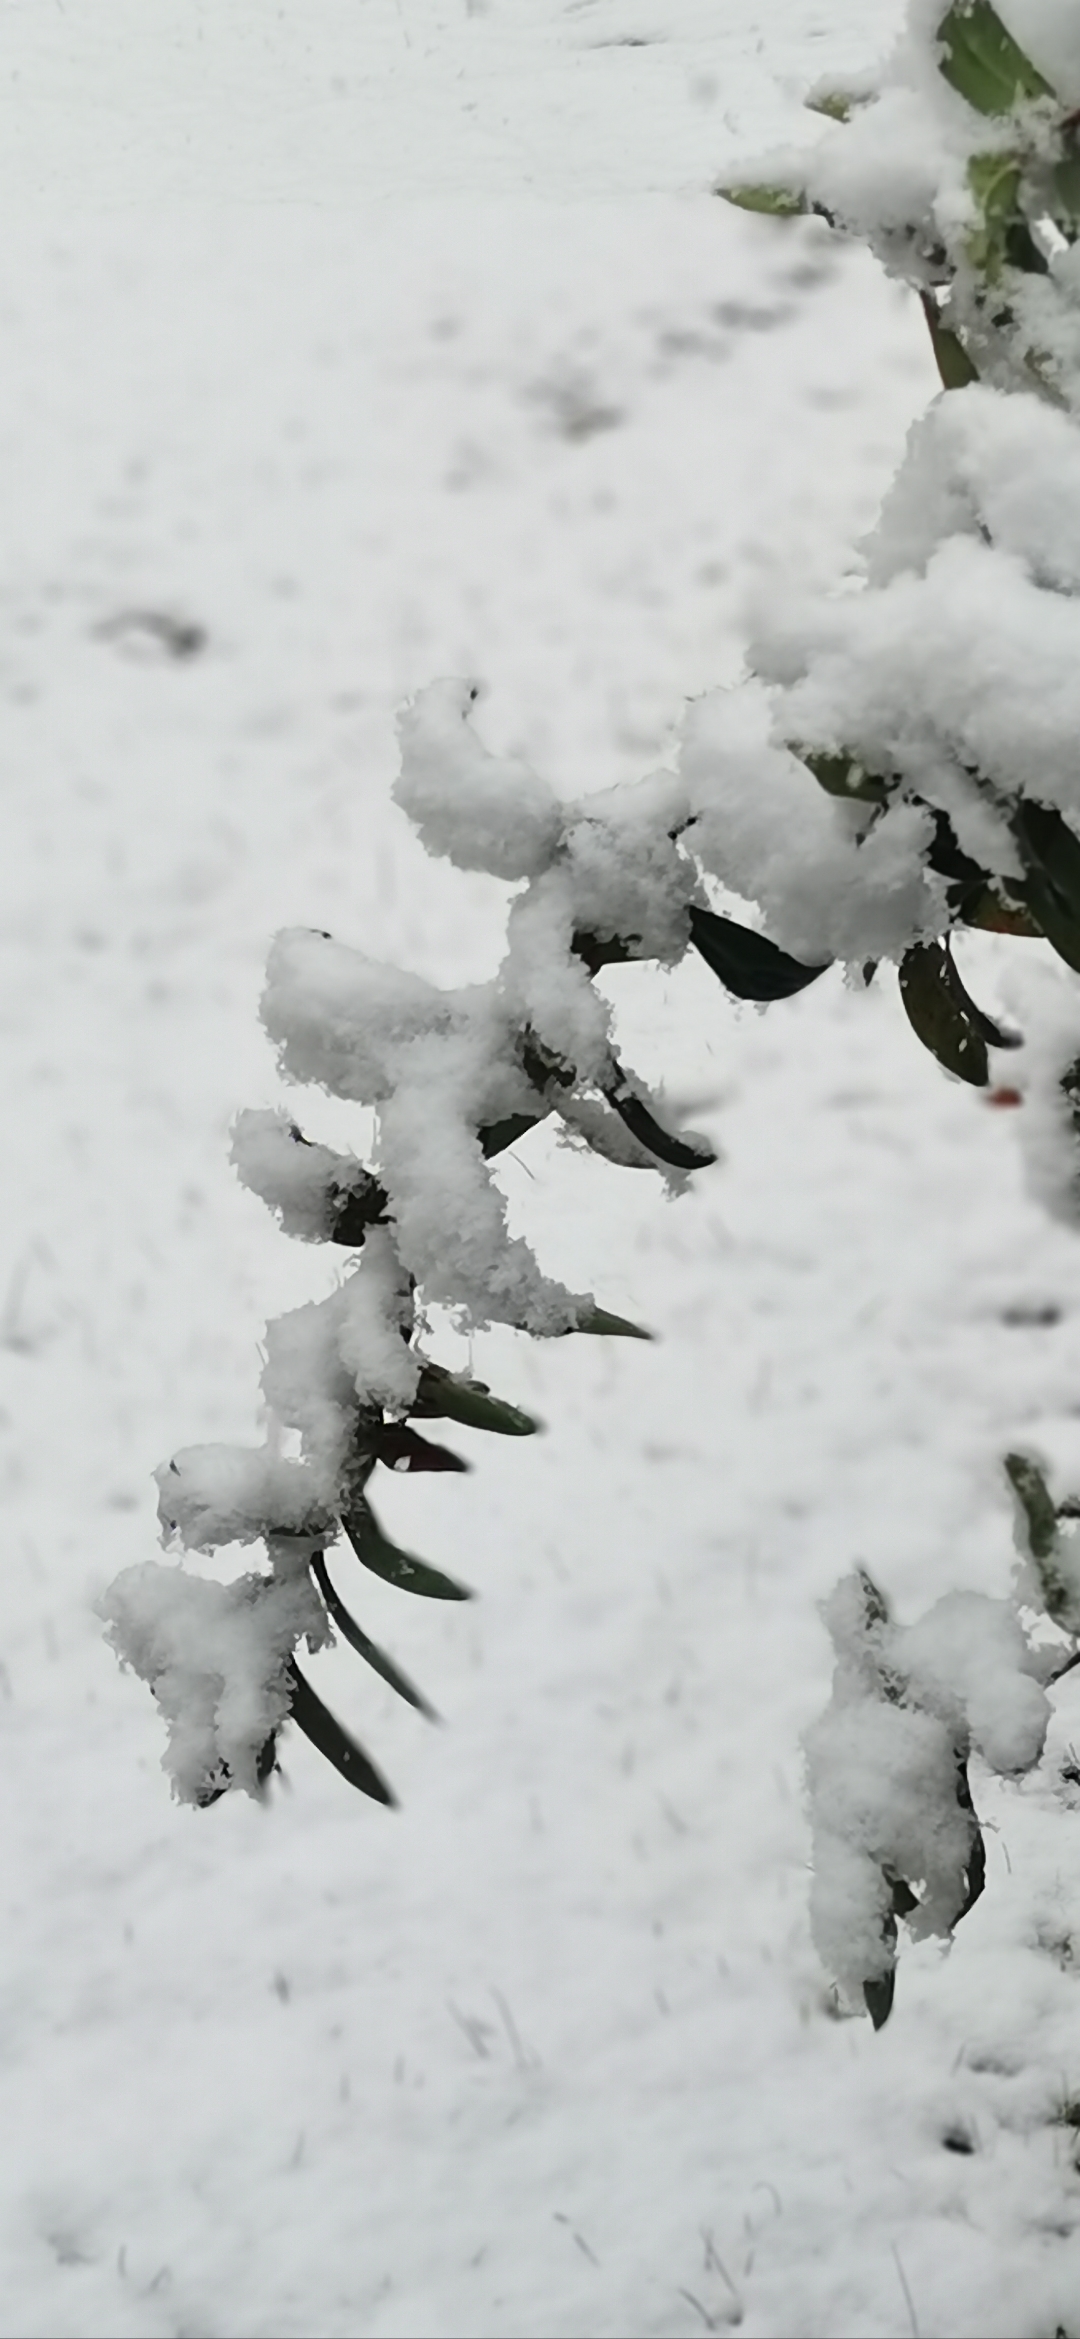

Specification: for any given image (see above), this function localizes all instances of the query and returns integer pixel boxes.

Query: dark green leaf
[376,1423,470,1473]
[957,883,1039,935]
[327,1175,389,1246]
[717,182,808,216]
[688,904,829,1002]
[943,949,1022,1050]
[286,1661,397,1805]
[310,1553,439,1719]
[343,1496,473,1599]
[919,290,981,388]
[570,1306,654,1340]
[479,1111,544,1159]
[1018,869,1080,973]
[898,942,990,1086]
[602,1078,717,1172]
[936,1,1053,116]
[800,748,889,803]
[955,1759,986,1921]
[864,1969,896,2030]
[416,1365,541,1437]
[1014,802,1080,919]
[1012,803,1080,971]
[572,930,637,973]
[805,89,860,122]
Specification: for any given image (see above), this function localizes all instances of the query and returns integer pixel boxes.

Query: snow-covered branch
[104,0,1080,2025]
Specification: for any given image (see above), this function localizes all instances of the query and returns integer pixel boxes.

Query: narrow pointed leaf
[1014,801,1080,920]
[603,1079,717,1172]
[1017,868,1080,973]
[344,1495,473,1600]
[717,182,807,217]
[310,1553,439,1719]
[864,1973,896,2030]
[1005,1449,1059,1562]
[376,1422,471,1473]
[570,1305,654,1340]
[919,291,980,388]
[286,1660,397,1805]
[416,1366,541,1437]
[800,748,888,803]
[954,1760,986,1921]
[805,89,861,122]
[898,942,989,1086]
[479,1110,544,1159]
[689,904,829,1003]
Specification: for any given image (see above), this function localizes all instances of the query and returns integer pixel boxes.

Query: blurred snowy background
[5,2,1080,2333]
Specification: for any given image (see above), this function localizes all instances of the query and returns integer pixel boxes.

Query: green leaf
[863,1971,896,2030]
[688,903,830,1002]
[936,1,1053,116]
[602,1078,717,1173]
[286,1660,397,1804]
[1014,802,1080,919]
[717,182,808,217]
[898,942,990,1086]
[376,1423,470,1473]
[1018,868,1080,972]
[310,1553,439,1719]
[343,1495,473,1600]
[957,883,1039,935]
[805,90,860,122]
[570,1306,654,1340]
[479,1111,544,1159]
[799,748,889,803]
[1012,802,1080,971]
[954,1758,986,1921]
[918,290,980,389]
[416,1365,541,1437]
[942,950,1022,1050]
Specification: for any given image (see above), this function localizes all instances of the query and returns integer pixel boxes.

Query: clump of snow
[502,870,615,1083]
[154,1443,334,1552]
[230,1107,379,1243]
[560,768,696,967]
[807,1572,1051,2010]
[806,1696,972,1996]
[900,1589,1051,1773]
[336,1227,421,1412]
[99,1548,329,1805]
[376,1026,586,1332]
[395,679,563,881]
[261,1292,366,1497]
[680,682,940,964]
[262,928,454,1103]
[869,383,1080,596]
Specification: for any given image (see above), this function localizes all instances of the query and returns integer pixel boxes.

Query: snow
[230,1107,380,1245]
[395,680,563,881]
[10,0,1080,2334]
[100,1548,330,1806]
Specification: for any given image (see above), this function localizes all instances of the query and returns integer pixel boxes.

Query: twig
[892,2243,920,2339]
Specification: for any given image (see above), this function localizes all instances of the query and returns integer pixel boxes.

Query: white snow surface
[10,2,1080,2335]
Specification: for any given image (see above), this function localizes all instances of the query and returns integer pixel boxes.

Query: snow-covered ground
[6,2,1080,2333]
